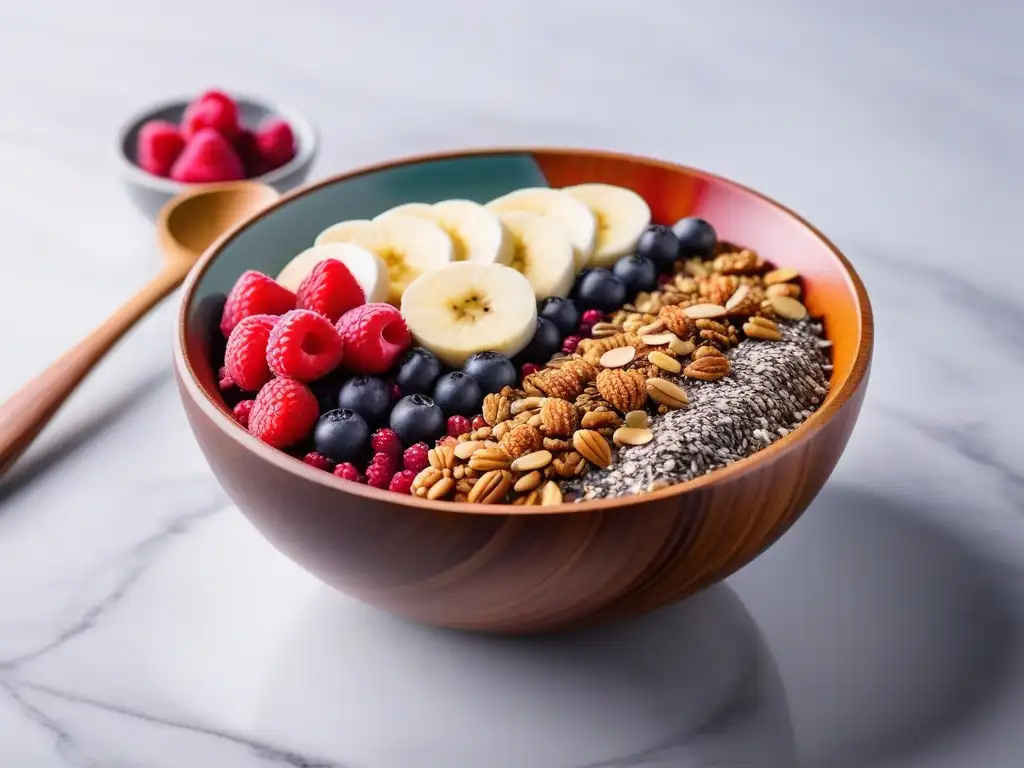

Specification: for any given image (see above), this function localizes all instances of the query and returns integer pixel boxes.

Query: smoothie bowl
[173,148,873,635]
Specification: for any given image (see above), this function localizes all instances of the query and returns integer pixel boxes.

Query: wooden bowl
[173,149,873,635]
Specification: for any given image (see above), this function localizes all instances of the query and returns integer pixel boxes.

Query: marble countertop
[2,1,1022,765]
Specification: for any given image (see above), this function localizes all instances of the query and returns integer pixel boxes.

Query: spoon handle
[0,266,187,477]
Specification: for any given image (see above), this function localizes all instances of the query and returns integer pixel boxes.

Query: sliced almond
[510,449,553,472]
[668,337,695,356]
[540,481,563,506]
[763,267,799,286]
[454,440,484,460]
[624,410,648,429]
[637,319,666,336]
[684,303,727,320]
[724,284,751,312]
[613,426,654,447]
[599,345,636,369]
[640,332,676,346]
[646,377,689,408]
[769,295,808,320]
[648,350,681,374]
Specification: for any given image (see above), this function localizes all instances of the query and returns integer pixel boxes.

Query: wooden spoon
[0,181,280,477]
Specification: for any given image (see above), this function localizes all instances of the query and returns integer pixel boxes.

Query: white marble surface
[1,0,1023,765]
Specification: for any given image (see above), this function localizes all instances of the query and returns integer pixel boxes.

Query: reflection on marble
[1,0,1024,765]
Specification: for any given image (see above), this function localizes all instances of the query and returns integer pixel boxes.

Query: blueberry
[637,225,681,272]
[337,375,392,427]
[432,371,484,417]
[573,269,627,312]
[313,409,369,463]
[612,254,658,295]
[390,394,446,444]
[517,317,563,364]
[462,351,517,395]
[671,217,717,259]
[538,296,580,338]
[394,347,443,396]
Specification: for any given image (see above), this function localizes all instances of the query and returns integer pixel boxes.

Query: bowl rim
[114,93,319,193]
[173,146,874,516]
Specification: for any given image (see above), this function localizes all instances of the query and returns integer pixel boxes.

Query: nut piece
[511,396,544,416]
[648,350,682,374]
[481,393,512,426]
[724,284,751,312]
[426,476,455,500]
[501,424,544,459]
[514,471,542,492]
[468,470,514,504]
[684,303,728,320]
[573,429,613,468]
[540,481,563,506]
[580,410,622,430]
[763,267,799,286]
[640,332,676,346]
[692,345,725,360]
[668,337,695,356]
[591,321,620,338]
[658,305,692,338]
[613,426,654,447]
[511,449,553,472]
[743,315,783,341]
[624,410,649,428]
[540,397,577,437]
[596,369,648,413]
[454,440,484,460]
[428,445,456,471]
[411,466,443,495]
[599,346,636,369]
[552,451,585,478]
[712,249,763,275]
[637,319,666,336]
[468,446,513,471]
[513,490,541,506]
[561,359,598,386]
[646,377,689,408]
[768,295,808,320]
[766,283,802,299]
[683,355,731,381]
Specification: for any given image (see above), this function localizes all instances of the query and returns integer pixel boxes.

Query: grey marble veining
[1,1,1022,765]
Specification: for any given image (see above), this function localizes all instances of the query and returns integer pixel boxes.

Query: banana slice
[276,242,390,303]
[377,199,513,265]
[563,183,652,268]
[486,187,597,269]
[497,211,575,300]
[310,216,455,305]
[401,262,537,367]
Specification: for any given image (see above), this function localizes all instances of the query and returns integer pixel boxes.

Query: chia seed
[569,319,830,500]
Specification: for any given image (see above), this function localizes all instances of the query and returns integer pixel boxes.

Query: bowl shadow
[252,583,798,767]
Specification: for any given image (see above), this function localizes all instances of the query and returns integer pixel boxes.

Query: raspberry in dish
[266,310,345,382]
[335,303,411,375]
[220,270,295,337]
[248,378,318,448]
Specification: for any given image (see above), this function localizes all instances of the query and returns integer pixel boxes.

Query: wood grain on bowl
[175,148,873,635]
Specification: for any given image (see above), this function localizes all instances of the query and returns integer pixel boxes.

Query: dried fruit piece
[683,355,731,381]
[573,429,613,468]
[596,369,647,413]
[599,346,636,369]
[769,295,808,320]
[648,350,681,374]
[645,378,689,408]
[468,470,514,504]
[540,397,576,437]
[613,426,654,446]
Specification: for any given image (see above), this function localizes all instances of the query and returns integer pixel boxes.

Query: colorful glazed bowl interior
[176,149,872,635]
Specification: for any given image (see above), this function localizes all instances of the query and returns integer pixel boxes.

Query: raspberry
[335,303,411,374]
[436,435,458,448]
[233,128,263,177]
[402,442,430,473]
[370,428,402,458]
[581,309,604,326]
[365,454,395,489]
[470,415,487,431]
[220,271,296,337]
[248,378,319,448]
[521,363,540,378]
[302,451,335,471]
[224,314,277,391]
[181,90,241,140]
[170,128,244,184]
[296,259,364,323]
[333,462,364,483]
[388,469,416,494]
[218,366,234,391]
[266,310,344,382]
[578,323,594,338]
[255,118,297,171]
[136,120,184,177]
[561,335,582,355]
[232,399,254,428]
[447,415,471,438]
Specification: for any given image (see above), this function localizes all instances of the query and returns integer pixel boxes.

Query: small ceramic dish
[174,148,873,636]
[115,94,318,220]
